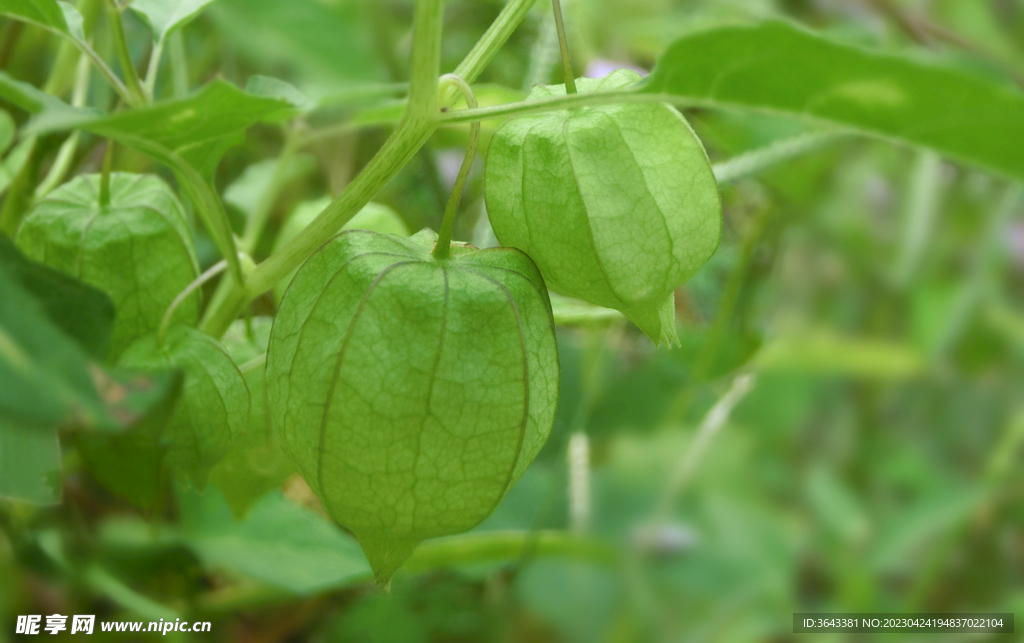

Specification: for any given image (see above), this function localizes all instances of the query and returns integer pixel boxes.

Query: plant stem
[893,151,943,288]
[158,260,229,344]
[36,55,93,199]
[244,119,433,298]
[404,530,619,571]
[104,0,146,105]
[654,373,756,520]
[168,30,188,98]
[433,75,480,260]
[99,139,114,206]
[407,0,444,118]
[551,0,576,94]
[142,36,164,100]
[200,0,448,337]
[200,117,437,336]
[198,0,537,336]
[712,131,845,184]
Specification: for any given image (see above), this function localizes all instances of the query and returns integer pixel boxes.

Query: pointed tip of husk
[626,292,680,349]
[360,535,420,589]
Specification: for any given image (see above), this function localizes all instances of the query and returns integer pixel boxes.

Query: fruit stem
[158,259,230,345]
[103,0,147,106]
[433,75,480,260]
[551,0,577,94]
[99,139,114,207]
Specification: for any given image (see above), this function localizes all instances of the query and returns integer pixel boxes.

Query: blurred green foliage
[1,0,1022,641]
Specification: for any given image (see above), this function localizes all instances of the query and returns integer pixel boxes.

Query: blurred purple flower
[584,59,648,79]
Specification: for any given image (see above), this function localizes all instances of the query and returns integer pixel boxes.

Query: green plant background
[1,0,1023,641]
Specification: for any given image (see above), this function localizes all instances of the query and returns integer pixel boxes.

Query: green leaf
[0,421,61,505]
[26,79,293,178]
[0,242,184,434]
[643,20,1024,182]
[210,317,293,518]
[118,325,248,488]
[485,69,722,346]
[0,71,95,121]
[243,75,314,113]
[268,229,559,582]
[0,0,70,36]
[16,173,201,359]
[176,484,370,593]
[130,0,220,42]
[0,235,114,359]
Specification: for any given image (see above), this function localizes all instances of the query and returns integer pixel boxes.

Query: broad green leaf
[0,422,61,504]
[642,20,1024,182]
[268,229,558,582]
[16,173,201,358]
[130,0,220,42]
[0,235,114,359]
[26,80,293,178]
[0,0,69,35]
[0,241,184,435]
[244,75,313,113]
[0,260,166,432]
[0,71,96,123]
[119,325,248,488]
[272,198,408,301]
[210,317,293,518]
[485,70,721,346]
[176,485,370,593]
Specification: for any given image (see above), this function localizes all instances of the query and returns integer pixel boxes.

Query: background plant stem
[551,0,577,94]
[103,0,146,105]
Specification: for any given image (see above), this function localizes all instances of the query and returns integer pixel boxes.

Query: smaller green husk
[15,173,201,358]
[485,69,722,346]
[118,325,249,488]
[267,228,559,583]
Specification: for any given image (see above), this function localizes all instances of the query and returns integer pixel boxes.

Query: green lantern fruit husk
[15,173,201,358]
[485,69,722,346]
[212,317,294,518]
[267,229,559,583]
[118,325,249,488]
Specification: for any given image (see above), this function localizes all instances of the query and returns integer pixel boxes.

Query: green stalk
[99,140,114,207]
[199,0,540,337]
[168,30,188,98]
[407,0,444,118]
[36,55,93,199]
[712,131,845,184]
[433,76,480,260]
[142,36,164,100]
[551,0,576,94]
[103,0,147,105]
